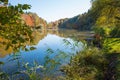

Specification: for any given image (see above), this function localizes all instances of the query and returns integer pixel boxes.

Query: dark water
[0,30,93,78]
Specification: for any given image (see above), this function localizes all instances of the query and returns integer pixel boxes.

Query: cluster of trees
[91,0,120,37]
[55,0,120,37]
[0,0,120,79]
[61,0,120,80]
[0,0,48,53]
[26,12,47,28]
[0,0,33,52]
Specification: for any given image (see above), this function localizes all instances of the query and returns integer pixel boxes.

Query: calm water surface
[0,30,92,77]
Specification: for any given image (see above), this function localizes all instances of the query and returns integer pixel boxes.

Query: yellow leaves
[96,16,107,25]
[0,44,13,58]
[0,37,3,42]
[104,27,111,35]
[103,38,120,53]
[94,0,120,33]
[0,36,8,43]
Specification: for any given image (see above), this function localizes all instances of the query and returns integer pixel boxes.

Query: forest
[0,0,120,80]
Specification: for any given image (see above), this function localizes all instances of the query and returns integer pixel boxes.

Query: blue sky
[9,0,91,22]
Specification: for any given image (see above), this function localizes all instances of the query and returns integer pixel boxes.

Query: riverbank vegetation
[0,0,120,80]
[61,0,120,80]
[61,46,120,80]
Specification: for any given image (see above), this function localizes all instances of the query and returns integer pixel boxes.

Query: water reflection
[0,29,95,79]
[0,29,93,57]
[0,29,85,78]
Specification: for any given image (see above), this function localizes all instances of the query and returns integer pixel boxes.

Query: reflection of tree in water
[0,29,93,57]
[0,28,86,79]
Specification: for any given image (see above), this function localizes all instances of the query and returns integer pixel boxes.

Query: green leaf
[25,48,29,51]
[0,61,4,65]
[5,43,10,50]
[12,40,17,44]
[30,47,36,50]
[13,71,21,75]
[46,48,54,54]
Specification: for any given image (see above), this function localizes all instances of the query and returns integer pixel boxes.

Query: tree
[91,0,120,37]
[0,0,33,52]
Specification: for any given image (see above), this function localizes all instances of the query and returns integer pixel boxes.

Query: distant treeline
[49,0,120,37]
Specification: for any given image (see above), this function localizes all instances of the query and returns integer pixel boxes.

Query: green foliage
[0,72,9,80]
[57,0,120,38]
[103,38,120,53]
[43,48,64,76]
[0,0,8,5]
[0,4,31,25]
[61,47,107,80]
[57,12,95,30]
[110,24,120,38]
[61,46,120,80]
[91,0,120,37]
[93,27,106,37]
[0,0,8,3]
[0,1,33,52]
[22,62,44,80]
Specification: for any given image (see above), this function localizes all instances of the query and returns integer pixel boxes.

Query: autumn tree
[0,0,33,52]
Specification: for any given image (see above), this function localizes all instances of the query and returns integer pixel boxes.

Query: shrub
[61,47,107,80]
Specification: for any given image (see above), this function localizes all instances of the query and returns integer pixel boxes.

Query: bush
[61,47,108,80]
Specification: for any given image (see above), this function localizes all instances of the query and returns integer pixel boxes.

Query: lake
[0,29,93,79]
